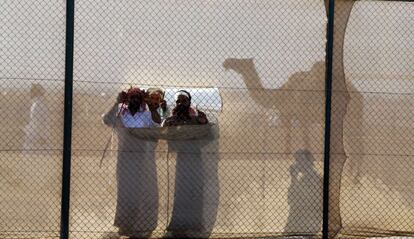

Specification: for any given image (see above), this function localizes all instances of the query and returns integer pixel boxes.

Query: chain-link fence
[1,0,414,239]
[329,1,414,238]
[1,1,65,238]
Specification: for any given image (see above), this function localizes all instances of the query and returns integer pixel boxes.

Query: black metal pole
[60,0,75,238]
[322,0,335,238]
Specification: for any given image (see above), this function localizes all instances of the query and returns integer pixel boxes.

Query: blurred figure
[18,84,60,234]
[102,87,161,239]
[162,90,214,238]
[117,87,162,127]
[145,88,168,121]
[162,90,208,127]
[22,83,51,152]
[285,149,323,235]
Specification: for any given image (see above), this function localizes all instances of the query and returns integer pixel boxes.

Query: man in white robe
[103,87,161,239]
[23,84,51,152]
[162,90,219,238]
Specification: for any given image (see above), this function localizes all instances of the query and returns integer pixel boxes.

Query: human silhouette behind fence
[102,87,161,238]
[285,149,323,235]
[22,83,51,152]
[163,90,220,238]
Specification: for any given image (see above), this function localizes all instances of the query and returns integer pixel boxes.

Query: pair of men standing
[103,87,210,239]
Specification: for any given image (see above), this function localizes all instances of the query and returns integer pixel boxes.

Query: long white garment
[103,103,159,237]
[166,115,220,238]
[23,96,51,151]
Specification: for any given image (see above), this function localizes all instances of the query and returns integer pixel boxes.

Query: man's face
[175,95,190,115]
[149,93,162,105]
[128,94,142,108]
[176,95,190,107]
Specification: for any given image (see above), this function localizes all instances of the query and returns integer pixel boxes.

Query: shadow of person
[166,114,220,238]
[284,149,323,236]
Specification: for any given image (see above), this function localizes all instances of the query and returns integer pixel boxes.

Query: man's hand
[148,102,159,112]
[117,91,127,104]
[196,110,208,124]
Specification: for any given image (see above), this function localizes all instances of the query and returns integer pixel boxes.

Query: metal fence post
[323,0,335,238]
[60,0,75,238]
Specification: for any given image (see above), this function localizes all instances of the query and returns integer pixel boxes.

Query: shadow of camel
[223,58,364,176]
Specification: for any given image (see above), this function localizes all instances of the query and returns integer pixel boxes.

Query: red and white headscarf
[120,87,147,115]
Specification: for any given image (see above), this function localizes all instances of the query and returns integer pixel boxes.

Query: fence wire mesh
[70,1,326,238]
[1,0,414,239]
[330,1,414,238]
[0,1,66,239]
